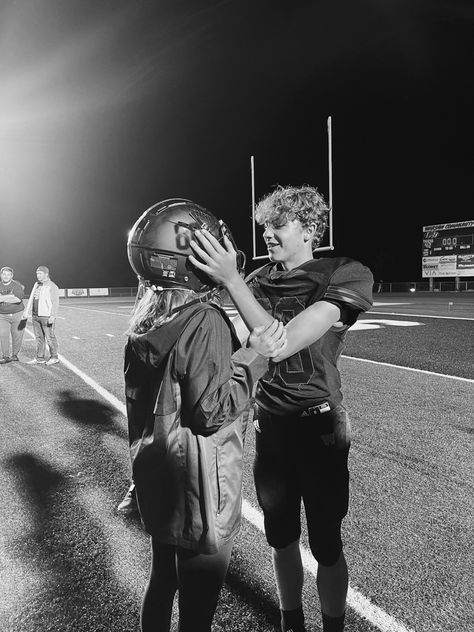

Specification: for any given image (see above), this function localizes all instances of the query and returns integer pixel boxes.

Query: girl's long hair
[127,287,197,336]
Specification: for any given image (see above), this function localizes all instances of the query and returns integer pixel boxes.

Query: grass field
[0,293,473,632]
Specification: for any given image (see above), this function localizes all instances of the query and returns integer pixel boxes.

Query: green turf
[1,302,472,631]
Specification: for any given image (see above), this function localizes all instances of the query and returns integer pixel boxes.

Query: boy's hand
[189,225,240,286]
[248,320,287,358]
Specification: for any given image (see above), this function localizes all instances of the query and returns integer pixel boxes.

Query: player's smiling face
[263,219,314,270]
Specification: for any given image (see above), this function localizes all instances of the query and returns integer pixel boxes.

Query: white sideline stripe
[247,500,416,632]
[61,305,128,317]
[372,302,412,306]
[368,310,474,321]
[29,340,416,632]
[341,355,474,384]
[57,354,127,416]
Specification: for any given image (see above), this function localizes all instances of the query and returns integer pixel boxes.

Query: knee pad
[308,524,343,566]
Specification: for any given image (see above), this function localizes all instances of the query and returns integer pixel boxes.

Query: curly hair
[255,185,329,249]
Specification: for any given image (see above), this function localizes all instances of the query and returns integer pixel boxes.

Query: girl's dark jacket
[124,301,268,554]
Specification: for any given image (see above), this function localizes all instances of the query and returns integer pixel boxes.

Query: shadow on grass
[3,452,141,632]
[55,389,137,506]
[56,389,127,440]
[224,557,281,630]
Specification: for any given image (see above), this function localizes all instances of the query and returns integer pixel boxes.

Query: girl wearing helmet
[125,199,286,632]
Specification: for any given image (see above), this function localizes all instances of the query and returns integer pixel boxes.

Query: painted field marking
[61,305,128,317]
[241,500,415,632]
[342,355,474,384]
[372,302,412,306]
[32,342,418,632]
[368,310,474,321]
[351,319,423,331]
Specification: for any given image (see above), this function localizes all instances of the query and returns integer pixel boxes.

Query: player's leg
[317,552,348,629]
[140,540,178,632]
[0,314,11,361]
[253,408,305,632]
[33,316,46,361]
[272,539,304,610]
[176,539,234,632]
[11,311,25,359]
[43,318,59,361]
[301,405,351,631]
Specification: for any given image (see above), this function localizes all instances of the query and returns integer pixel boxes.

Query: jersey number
[258,296,315,386]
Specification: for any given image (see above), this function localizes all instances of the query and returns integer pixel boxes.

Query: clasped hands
[247,319,287,358]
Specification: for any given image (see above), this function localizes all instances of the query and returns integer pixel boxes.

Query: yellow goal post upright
[251,115,335,260]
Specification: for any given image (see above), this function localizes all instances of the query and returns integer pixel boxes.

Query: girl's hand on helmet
[189,226,239,286]
[248,320,287,358]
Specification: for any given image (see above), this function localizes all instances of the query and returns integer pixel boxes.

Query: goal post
[251,115,335,260]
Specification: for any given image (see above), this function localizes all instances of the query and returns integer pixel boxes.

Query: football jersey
[246,257,373,415]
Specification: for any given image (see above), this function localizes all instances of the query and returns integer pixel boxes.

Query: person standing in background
[23,266,60,365]
[0,266,26,364]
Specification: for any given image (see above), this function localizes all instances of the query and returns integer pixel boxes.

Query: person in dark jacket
[125,199,287,632]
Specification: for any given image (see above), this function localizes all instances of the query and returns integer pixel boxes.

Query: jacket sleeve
[24,283,37,316]
[50,283,60,317]
[177,309,269,437]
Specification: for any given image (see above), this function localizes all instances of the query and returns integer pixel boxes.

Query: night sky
[1,0,473,290]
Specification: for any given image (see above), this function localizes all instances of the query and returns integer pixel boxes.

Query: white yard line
[341,355,474,384]
[60,305,129,317]
[242,498,415,632]
[32,341,419,632]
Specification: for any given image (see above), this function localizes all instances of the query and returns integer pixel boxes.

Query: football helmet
[127,198,245,292]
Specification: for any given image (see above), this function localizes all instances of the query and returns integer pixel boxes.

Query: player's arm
[189,229,342,359]
[0,294,21,303]
[271,300,341,362]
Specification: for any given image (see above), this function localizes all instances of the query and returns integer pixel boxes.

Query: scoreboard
[422,220,474,277]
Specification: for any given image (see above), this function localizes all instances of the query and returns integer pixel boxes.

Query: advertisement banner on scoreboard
[422,220,474,277]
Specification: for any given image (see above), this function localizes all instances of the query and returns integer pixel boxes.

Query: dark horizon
[1,0,473,290]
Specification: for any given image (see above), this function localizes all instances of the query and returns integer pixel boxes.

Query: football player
[125,198,287,632]
[189,185,373,632]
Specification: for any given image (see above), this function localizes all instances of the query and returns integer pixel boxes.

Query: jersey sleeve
[177,310,268,436]
[322,261,373,325]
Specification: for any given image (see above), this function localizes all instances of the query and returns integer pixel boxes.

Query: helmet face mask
[128,198,243,293]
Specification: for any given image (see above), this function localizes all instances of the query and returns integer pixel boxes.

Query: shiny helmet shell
[127,198,243,292]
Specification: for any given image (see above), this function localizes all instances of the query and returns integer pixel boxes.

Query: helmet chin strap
[168,287,221,316]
